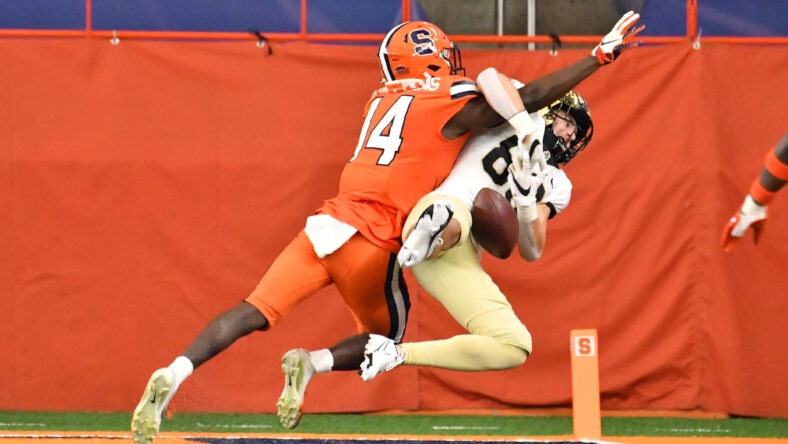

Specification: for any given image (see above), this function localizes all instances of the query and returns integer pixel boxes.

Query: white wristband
[741,195,767,217]
[509,111,536,137]
[517,204,538,223]
[513,195,538,223]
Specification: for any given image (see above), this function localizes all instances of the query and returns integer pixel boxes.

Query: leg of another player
[329,333,371,370]
[358,241,531,381]
[277,334,373,429]
[132,302,268,444]
[301,334,405,381]
[398,241,531,372]
[284,334,372,374]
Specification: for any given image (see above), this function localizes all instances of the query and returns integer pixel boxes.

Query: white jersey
[431,112,572,219]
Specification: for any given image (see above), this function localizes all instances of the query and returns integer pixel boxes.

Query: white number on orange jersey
[350,95,414,166]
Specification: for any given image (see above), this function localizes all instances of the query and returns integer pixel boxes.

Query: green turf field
[0,412,786,438]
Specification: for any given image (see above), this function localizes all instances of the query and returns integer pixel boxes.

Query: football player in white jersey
[276,9,641,428]
[276,84,594,417]
[408,84,588,264]
[350,88,594,379]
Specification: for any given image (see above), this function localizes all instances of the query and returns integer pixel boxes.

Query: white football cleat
[277,349,315,429]
[398,201,454,268]
[131,368,177,444]
[360,334,405,382]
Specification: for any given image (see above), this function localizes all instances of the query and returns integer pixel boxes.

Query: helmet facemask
[440,44,465,77]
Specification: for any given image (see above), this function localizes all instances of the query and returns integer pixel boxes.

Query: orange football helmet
[378,21,464,82]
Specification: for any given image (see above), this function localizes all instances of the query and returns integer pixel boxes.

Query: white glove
[510,125,546,175]
[397,201,454,268]
[592,11,645,65]
[721,195,768,253]
[527,136,547,172]
[508,149,547,223]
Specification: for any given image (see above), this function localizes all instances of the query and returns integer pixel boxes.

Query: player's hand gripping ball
[471,188,519,259]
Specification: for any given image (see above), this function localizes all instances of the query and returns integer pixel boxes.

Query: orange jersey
[319,75,479,252]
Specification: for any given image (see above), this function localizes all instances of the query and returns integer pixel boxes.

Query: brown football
[470,188,519,259]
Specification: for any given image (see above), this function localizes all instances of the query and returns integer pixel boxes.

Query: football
[470,188,519,259]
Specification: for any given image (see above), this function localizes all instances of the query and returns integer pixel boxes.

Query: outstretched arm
[518,56,600,112]
[444,11,643,139]
[443,67,536,140]
[521,11,643,110]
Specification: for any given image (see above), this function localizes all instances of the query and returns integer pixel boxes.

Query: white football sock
[309,349,334,374]
[168,356,194,388]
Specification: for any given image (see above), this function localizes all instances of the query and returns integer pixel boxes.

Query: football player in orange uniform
[132,19,635,441]
[275,11,645,429]
[721,131,788,252]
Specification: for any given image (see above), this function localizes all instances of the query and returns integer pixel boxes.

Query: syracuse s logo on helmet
[410,29,437,56]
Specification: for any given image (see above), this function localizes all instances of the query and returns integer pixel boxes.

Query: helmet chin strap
[554,138,567,154]
[543,125,570,166]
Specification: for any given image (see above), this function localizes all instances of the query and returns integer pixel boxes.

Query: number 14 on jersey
[350,96,414,166]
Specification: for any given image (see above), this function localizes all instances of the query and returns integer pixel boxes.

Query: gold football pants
[400,194,532,371]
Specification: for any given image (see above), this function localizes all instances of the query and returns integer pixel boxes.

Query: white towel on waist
[304,214,358,258]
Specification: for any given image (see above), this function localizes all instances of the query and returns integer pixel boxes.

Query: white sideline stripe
[196,421,272,429]
[658,427,731,433]
[0,423,46,427]
[0,432,625,443]
[582,440,625,444]
[432,426,501,430]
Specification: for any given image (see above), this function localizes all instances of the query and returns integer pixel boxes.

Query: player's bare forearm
[516,220,540,262]
[444,56,598,139]
[442,96,514,139]
[519,56,599,111]
[517,205,549,262]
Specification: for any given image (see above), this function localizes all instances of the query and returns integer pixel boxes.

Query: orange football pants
[245,230,410,342]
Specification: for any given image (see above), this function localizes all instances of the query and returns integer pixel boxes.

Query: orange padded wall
[0,39,786,417]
